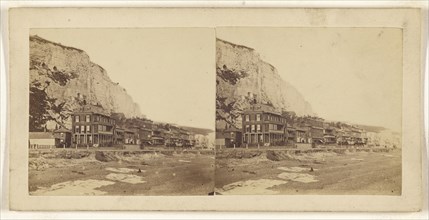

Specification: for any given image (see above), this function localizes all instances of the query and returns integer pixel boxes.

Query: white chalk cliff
[30,35,142,130]
[216,39,314,129]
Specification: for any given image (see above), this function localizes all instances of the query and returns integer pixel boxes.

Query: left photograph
[28,28,216,196]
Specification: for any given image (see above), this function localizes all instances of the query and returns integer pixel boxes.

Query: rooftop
[243,103,281,115]
[225,127,242,132]
[54,127,71,133]
[115,126,125,131]
[73,104,110,116]
[29,132,55,139]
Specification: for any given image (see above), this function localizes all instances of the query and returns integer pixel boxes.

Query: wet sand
[29,148,401,196]
[29,150,215,196]
[215,149,401,195]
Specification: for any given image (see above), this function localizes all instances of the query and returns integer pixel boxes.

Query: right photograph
[214,27,402,195]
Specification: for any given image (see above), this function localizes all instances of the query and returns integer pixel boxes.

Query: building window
[256,114,261,121]
[251,125,255,132]
[75,115,79,122]
[246,125,250,132]
[81,125,85,133]
[257,124,261,132]
[86,125,91,133]
[245,115,249,122]
[75,125,80,133]
[86,115,91,122]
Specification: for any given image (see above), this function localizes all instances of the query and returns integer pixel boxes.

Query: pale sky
[217,27,402,132]
[30,28,403,132]
[31,28,215,130]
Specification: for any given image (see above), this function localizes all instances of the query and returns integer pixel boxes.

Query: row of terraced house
[71,104,196,148]
[30,104,196,149]
[219,102,368,148]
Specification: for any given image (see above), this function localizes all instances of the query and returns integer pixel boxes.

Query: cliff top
[216,38,277,72]
[216,38,255,51]
[30,35,85,53]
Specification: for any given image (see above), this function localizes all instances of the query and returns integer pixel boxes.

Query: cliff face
[29,35,142,131]
[216,39,314,129]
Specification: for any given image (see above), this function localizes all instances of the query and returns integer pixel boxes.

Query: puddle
[216,179,287,195]
[350,158,364,161]
[277,167,316,172]
[383,154,394,157]
[30,179,114,196]
[277,172,318,183]
[178,160,191,163]
[106,167,140,173]
[105,173,146,184]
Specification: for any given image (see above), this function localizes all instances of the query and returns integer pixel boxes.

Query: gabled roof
[29,132,55,139]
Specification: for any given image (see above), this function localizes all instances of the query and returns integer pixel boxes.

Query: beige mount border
[8,7,425,211]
